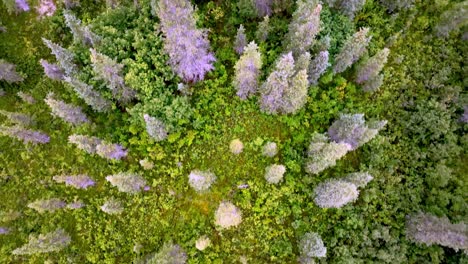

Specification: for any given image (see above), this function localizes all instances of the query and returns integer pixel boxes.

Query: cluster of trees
[0,0,466,262]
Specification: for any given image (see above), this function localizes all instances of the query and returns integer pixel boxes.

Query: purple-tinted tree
[12,229,71,255]
[299,232,327,263]
[262,141,277,157]
[343,172,373,188]
[460,106,468,123]
[0,126,50,144]
[215,201,242,229]
[333,28,371,74]
[233,42,262,100]
[156,0,216,83]
[27,198,66,213]
[95,141,127,160]
[314,179,359,208]
[380,0,414,13]
[406,212,467,252]
[188,170,217,192]
[143,114,168,141]
[355,48,389,85]
[0,110,34,126]
[324,0,365,19]
[17,91,36,104]
[0,60,24,83]
[435,1,468,38]
[15,0,29,12]
[147,243,187,263]
[63,76,112,112]
[328,113,387,150]
[53,174,95,189]
[362,74,384,92]
[234,25,247,55]
[259,52,309,114]
[0,227,10,235]
[90,49,136,103]
[67,201,85,209]
[305,133,351,175]
[256,16,270,43]
[44,92,89,125]
[284,0,322,57]
[106,172,147,194]
[100,198,123,214]
[68,134,102,154]
[63,0,79,9]
[255,0,272,17]
[308,50,330,85]
[42,38,77,76]
[40,59,65,80]
[64,10,100,46]
[36,0,56,17]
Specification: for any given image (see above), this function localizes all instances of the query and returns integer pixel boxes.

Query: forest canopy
[0,0,467,263]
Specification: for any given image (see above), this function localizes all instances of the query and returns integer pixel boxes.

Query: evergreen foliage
[44,92,89,125]
[305,133,351,175]
[299,232,327,262]
[406,212,468,252]
[262,141,277,157]
[259,52,309,114]
[435,1,468,38]
[256,16,270,42]
[100,198,123,214]
[36,0,56,17]
[188,170,217,192]
[0,60,24,83]
[143,114,168,141]
[155,0,216,83]
[64,11,100,46]
[53,174,95,189]
[234,25,247,55]
[68,134,102,154]
[333,28,371,74]
[215,201,242,229]
[0,126,50,144]
[233,41,262,100]
[12,229,71,255]
[308,50,329,85]
[63,76,112,113]
[314,179,359,208]
[0,110,34,126]
[255,0,272,17]
[27,198,66,213]
[229,138,244,154]
[106,172,147,194]
[90,49,136,103]
[147,243,187,264]
[40,59,64,80]
[42,38,77,76]
[328,113,387,150]
[264,164,286,184]
[379,0,414,12]
[284,0,322,57]
[355,48,389,92]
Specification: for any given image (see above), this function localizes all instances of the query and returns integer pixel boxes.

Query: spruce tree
[90,49,136,103]
[308,50,330,85]
[333,28,371,74]
[40,59,65,80]
[233,42,262,100]
[63,76,112,113]
[234,25,247,55]
[0,126,50,144]
[284,0,322,57]
[45,92,89,125]
[156,0,216,83]
[12,229,71,255]
[0,60,24,83]
[355,48,390,85]
[64,10,100,46]
[305,133,351,175]
[406,212,467,252]
[106,172,147,194]
[256,16,271,42]
[259,52,309,114]
[42,38,77,76]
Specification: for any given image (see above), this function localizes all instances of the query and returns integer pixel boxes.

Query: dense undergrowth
[0,0,467,263]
